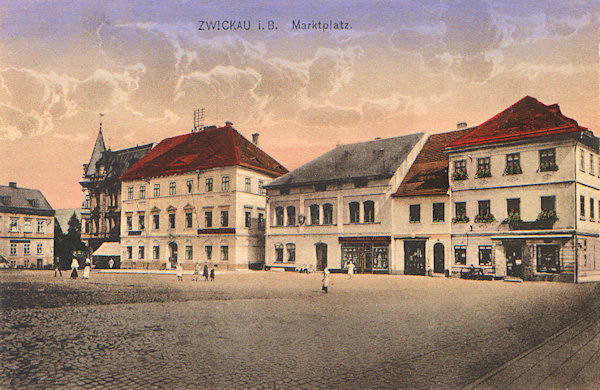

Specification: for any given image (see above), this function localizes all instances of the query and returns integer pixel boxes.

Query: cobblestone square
[1,271,599,389]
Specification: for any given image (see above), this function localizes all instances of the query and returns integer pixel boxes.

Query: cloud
[298,106,361,127]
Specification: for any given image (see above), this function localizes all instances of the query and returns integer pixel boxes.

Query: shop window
[286,206,296,225]
[349,202,360,223]
[275,243,284,262]
[479,246,492,266]
[409,204,420,223]
[433,203,445,222]
[364,201,375,223]
[373,247,389,270]
[205,211,212,228]
[310,204,320,225]
[454,246,466,265]
[537,245,560,273]
[323,204,333,224]
[286,243,296,262]
[275,207,284,226]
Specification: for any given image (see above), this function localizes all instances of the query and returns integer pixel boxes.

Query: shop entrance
[315,243,328,271]
[404,240,426,275]
[506,243,523,278]
[433,243,445,274]
[168,242,178,269]
[341,241,389,274]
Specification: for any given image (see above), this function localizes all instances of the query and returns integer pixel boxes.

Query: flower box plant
[539,161,558,172]
[506,210,522,222]
[475,167,491,178]
[537,208,557,221]
[504,165,522,175]
[452,214,470,223]
[452,170,468,181]
[474,213,496,223]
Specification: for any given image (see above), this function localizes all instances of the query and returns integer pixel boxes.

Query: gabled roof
[265,132,425,189]
[0,184,54,216]
[120,125,288,181]
[393,129,471,198]
[98,144,153,180]
[85,129,106,176]
[446,96,587,149]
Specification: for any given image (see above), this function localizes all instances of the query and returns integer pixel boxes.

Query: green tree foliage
[54,213,87,269]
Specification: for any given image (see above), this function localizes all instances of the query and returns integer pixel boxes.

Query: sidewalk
[97,268,253,275]
[465,307,600,389]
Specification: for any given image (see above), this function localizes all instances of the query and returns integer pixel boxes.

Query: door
[169,242,178,268]
[506,243,522,278]
[433,243,445,274]
[36,259,43,269]
[404,241,426,275]
[315,243,327,271]
[362,244,373,273]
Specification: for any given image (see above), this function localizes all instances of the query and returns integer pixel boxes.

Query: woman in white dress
[82,258,91,279]
[70,258,79,279]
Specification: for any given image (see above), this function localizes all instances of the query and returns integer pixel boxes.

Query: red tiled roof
[120,125,288,181]
[446,96,586,149]
[393,129,471,197]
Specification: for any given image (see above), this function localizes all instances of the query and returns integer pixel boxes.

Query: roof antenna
[193,108,204,132]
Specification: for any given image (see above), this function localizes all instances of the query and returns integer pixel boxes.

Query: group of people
[176,261,215,282]
[321,261,356,293]
[52,257,92,279]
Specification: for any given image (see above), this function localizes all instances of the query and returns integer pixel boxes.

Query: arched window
[275,206,284,226]
[286,206,296,226]
[310,204,320,225]
[323,203,333,224]
[286,243,296,262]
[349,202,360,223]
[275,243,284,262]
[364,200,375,223]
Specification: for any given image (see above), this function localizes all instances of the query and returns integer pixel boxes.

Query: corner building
[119,125,287,270]
[264,133,426,273]
[446,96,600,282]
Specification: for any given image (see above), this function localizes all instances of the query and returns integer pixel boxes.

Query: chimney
[9,182,17,188]
[252,133,259,146]
[225,121,233,126]
[457,122,467,130]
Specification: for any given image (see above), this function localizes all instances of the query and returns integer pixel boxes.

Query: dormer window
[27,199,39,208]
[1,196,11,206]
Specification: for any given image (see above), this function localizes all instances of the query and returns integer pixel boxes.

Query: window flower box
[537,209,557,221]
[506,211,522,222]
[509,219,556,230]
[503,165,522,175]
[452,214,470,223]
[452,170,468,181]
[475,168,491,178]
[474,213,496,223]
[539,161,558,172]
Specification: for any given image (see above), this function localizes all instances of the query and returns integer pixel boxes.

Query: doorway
[433,243,445,274]
[168,242,178,268]
[404,240,426,275]
[315,243,327,271]
[506,243,522,278]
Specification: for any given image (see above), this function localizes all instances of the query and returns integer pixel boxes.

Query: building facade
[119,124,287,270]
[445,96,600,282]
[264,133,426,273]
[80,128,152,252]
[0,182,55,268]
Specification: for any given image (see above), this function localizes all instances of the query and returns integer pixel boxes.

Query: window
[221,246,229,261]
[185,212,193,228]
[185,245,193,260]
[154,184,160,197]
[507,198,521,220]
[286,243,296,262]
[24,259,29,268]
[10,243,16,255]
[258,180,265,195]
[505,153,522,175]
[476,157,491,178]
[205,178,213,192]
[221,176,230,191]
[580,149,586,171]
[0,195,11,206]
[138,215,145,230]
[349,202,360,223]
[409,204,420,223]
[37,220,45,233]
[433,203,445,222]
[258,213,264,228]
[187,179,193,193]
[221,210,229,227]
[37,243,43,254]
[364,201,375,223]
[23,219,32,233]
[245,177,251,192]
[275,243,284,262]
[479,246,492,266]
[205,211,212,228]
[126,215,133,231]
[478,200,490,216]
[169,182,176,195]
[286,206,296,225]
[580,195,586,218]
[310,204,320,225]
[537,245,560,273]
[275,207,284,226]
[453,160,467,180]
[9,218,18,232]
[454,246,466,265]
[153,245,160,260]
[245,211,252,228]
[591,198,595,220]
[139,185,146,199]
[169,213,176,229]
[590,154,595,175]
[541,196,556,212]
[138,246,145,260]
[323,204,333,224]
[127,246,132,259]
[153,214,160,229]
[314,184,327,192]
[127,186,134,200]
[205,246,213,260]
[24,243,30,255]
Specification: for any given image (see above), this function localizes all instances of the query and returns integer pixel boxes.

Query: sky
[0,0,598,209]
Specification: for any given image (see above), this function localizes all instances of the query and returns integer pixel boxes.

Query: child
[347,261,355,279]
[322,268,330,293]
[209,265,215,281]
[192,262,201,281]
[176,263,183,281]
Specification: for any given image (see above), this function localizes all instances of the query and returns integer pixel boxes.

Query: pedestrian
[322,268,330,293]
[176,263,183,281]
[70,257,79,279]
[108,258,114,269]
[203,262,209,281]
[192,262,201,281]
[53,258,62,277]
[347,261,355,279]
[209,264,215,281]
[82,257,91,279]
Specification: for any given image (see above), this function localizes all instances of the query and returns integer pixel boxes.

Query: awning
[92,242,121,257]
[490,235,573,240]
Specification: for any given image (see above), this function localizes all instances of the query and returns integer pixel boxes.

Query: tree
[54,213,87,269]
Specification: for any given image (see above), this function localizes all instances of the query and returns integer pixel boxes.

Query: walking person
[203,262,209,281]
[82,257,91,279]
[347,261,355,279]
[209,264,215,281]
[108,258,114,269]
[192,262,201,281]
[322,268,330,293]
[53,257,62,277]
[176,263,183,281]
[70,257,79,279]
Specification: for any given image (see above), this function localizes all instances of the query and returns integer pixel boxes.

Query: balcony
[507,219,556,231]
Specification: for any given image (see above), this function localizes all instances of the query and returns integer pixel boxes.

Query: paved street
[1,271,599,389]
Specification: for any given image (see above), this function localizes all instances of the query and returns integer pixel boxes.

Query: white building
[0,182,55,268]
[119,124,287,270]
[264,133,426,273]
